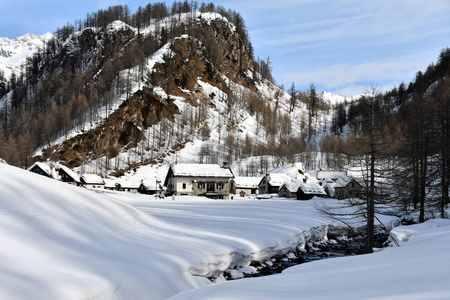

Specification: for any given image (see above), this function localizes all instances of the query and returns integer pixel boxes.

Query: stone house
[164,163,234,199]
[258,173,291,194]
[323,176,363,199]
[80,174,105,189]
[279,178,327,200]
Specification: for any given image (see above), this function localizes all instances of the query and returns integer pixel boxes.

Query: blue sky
[1,0,449,96]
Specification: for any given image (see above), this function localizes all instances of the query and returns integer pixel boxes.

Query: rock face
[48,88,178,168]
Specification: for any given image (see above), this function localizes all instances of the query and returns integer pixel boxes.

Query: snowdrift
[0,163,209,299]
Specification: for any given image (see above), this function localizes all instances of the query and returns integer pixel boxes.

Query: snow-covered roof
[171,164,233,178]
[334,176,360,188]
[280,179,303,193]
[233,177,262,188]
[298,180,327,195]
[140,178,164,190]
[280,179,326,195]
[81,174,104,185]
[266,173,291,187]
[28,162,57,178]
[104,177,142,189]
[57,165,80,182]
[268,162,305,180]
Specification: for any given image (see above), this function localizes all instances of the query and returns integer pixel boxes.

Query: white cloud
[282,49,441,96]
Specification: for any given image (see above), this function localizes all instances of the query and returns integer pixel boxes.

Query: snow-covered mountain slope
[0,33,54,80]
[0,162,399,300]
[1,12,361,174]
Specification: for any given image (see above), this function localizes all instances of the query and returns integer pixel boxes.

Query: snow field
[0,163,363,299]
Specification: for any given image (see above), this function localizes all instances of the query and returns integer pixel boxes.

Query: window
[182,183,186,189]
[217,182,224,190]
[198,182,205,189]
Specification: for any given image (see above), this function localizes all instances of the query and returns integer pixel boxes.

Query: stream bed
[223,231,390,280]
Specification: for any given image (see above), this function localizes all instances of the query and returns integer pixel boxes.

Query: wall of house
[234,188,254,196]
[169,177,231,198]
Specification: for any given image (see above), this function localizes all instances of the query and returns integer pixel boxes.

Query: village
[28,161,363,201]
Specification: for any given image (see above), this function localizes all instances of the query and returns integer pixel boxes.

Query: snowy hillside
[1,158,449,299]
[0,33,54,80]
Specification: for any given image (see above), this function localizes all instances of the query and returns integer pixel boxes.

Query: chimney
[222,161,229,169]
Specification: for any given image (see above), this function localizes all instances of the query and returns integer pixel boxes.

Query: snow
[170,163,233,178]
[0,33,54,80]
[1,163,449,299]
[169,219,450,300]
[80,173,104,184]
[232,176,261,188]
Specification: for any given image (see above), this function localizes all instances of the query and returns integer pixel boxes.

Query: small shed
[231,176,261,196]
[80,174,105,189]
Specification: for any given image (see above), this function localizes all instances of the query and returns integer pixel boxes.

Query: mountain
[0,6,343,174]
[0,33,54,80]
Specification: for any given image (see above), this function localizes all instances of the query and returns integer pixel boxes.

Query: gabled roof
[28,162,57,178]
[298,180,327,195]
[170,164,233,178]
[104,177,141,189]
[280,179,303,193]
[139,178,162,190]
[57,165,80,183]
[232,177,262,189]
[80,174,104,185]
[266,173,291,187]
[334,176,362,189]
[280,179,327,195]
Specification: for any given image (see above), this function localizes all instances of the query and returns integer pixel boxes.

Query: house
[323,175,363,199]
[28,162,57,178]
[104,178,141,193]
[279,179,302,198]
[258,162,307,195]
[80,174,105,189]
[57,165,80,185]
[279,178,327,200]
[29,162,80,185]
[258,173,291,194]
[164,163,234,199]
[231,176,261,196]
[296,177,327,200]
[138,178,164,195]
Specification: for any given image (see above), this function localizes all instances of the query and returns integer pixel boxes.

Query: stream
[223,231,390,280]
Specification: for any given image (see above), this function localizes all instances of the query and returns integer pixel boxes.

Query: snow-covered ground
[1,163,449,300]
[170,219,450,300]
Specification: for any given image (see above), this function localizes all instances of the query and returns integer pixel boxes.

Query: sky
[1,0,449,96]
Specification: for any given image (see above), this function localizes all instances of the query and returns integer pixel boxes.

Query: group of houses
[28,161,363,200]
